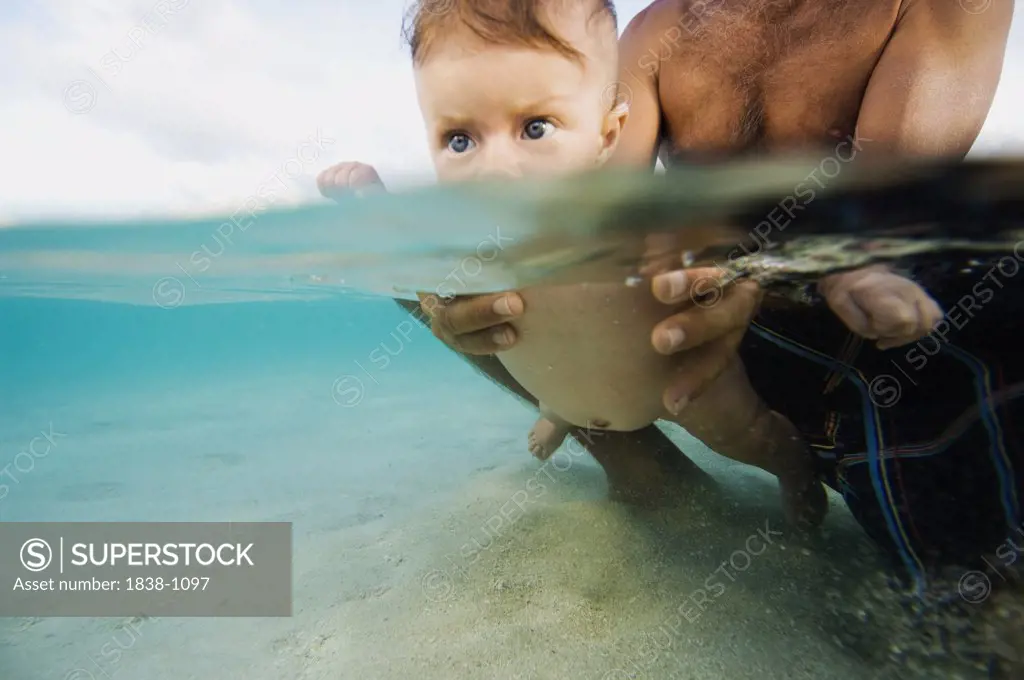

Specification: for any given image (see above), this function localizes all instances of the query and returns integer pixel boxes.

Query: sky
[0,0,1021,223]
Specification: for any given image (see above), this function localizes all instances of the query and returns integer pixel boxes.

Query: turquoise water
[1,293,553,678]
[3,162,1022,679]
[1,295,476,525]
[1,293,886,680]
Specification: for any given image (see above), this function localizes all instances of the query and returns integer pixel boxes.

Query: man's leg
[395,299,709,504]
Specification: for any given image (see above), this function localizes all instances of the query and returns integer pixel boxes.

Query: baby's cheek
[433,158,467,182]
[544,134,601,172]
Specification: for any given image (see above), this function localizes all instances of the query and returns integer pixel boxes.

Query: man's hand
[317,161,525,355]
[649,266,763,415]
[316,161,385,198]
[416,292,525,355]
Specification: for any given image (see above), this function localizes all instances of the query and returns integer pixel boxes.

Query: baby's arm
[316,161,385,198]
[818,265,943,350]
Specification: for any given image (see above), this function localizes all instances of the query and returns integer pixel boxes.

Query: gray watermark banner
[1,522,291,617]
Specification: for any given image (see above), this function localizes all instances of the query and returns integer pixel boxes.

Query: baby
[319,0,942,526]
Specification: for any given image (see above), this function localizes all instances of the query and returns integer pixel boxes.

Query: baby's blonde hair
[403,0,617,65]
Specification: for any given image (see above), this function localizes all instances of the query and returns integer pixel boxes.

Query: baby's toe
[527,433,544,459]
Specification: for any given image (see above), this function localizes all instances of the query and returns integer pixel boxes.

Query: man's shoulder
[894,0,1011,35]
[622,0,879,53]
[623,0,716,32]
[619,0,732,67]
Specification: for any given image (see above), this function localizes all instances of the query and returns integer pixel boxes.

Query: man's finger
[651,279,761,354]
[662,328,747,415]
[651,266,730,305]
[638,233,686,278]
[449,324,519,355]
[432,292,524,336]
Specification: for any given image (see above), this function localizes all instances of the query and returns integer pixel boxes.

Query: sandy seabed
[0,361,984,680]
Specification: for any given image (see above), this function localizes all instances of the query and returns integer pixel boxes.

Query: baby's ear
[597,101,630,164]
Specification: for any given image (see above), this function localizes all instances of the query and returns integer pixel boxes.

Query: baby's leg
[672,359,828,527]
[528,402,573,460]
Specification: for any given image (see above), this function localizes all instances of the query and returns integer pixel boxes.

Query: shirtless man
[606,0,1018,586]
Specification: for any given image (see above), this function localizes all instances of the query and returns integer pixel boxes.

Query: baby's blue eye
[447,134,474,154]
[523,119,553,140]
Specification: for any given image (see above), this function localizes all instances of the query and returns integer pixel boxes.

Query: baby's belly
[497,283,680,431]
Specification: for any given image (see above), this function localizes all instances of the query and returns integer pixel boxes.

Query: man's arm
[609,4,667,168]
[611,3,766,412]
[855,0,1014,157]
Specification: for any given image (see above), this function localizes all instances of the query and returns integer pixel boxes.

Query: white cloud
[0,0,1020,222]
[0,0,431,221]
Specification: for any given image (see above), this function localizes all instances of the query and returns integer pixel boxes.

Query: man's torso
[639,0,904,160]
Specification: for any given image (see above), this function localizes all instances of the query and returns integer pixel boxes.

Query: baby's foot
[528,417,571,460]
[819,265,943,350]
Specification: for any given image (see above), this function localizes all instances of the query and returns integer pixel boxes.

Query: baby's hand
[316,161,385,199]
[818,265,943,350]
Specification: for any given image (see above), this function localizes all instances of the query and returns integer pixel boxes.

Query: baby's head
[405,0,626,182]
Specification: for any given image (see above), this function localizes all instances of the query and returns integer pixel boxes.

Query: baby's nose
[475,163,522,180]
[474,145,523,180]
